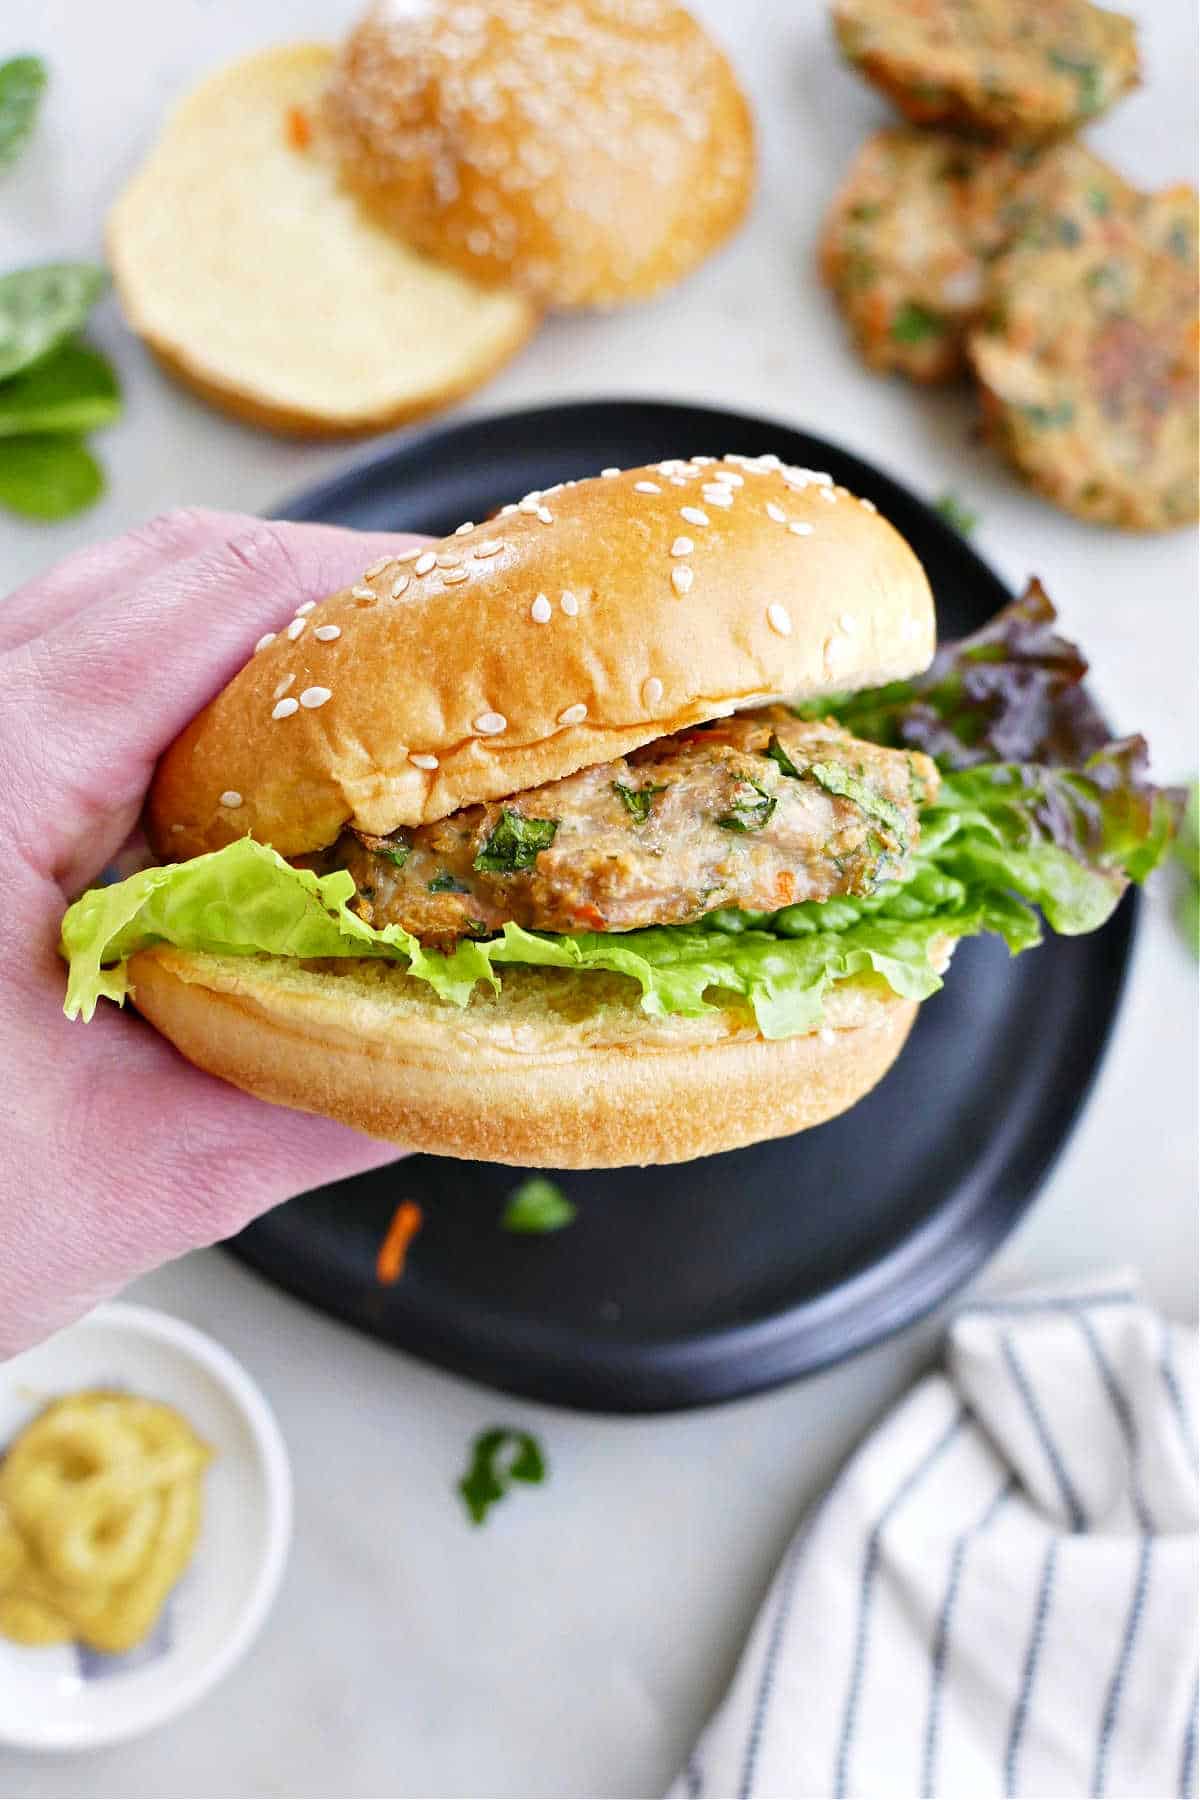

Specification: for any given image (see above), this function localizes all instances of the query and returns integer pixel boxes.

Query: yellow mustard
[0,1390,210,1653]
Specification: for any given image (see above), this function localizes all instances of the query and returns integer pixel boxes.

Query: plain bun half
[127,947,929,1167]
[148,455,935,861]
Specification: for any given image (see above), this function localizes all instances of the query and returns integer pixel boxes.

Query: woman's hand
[0,509,426,1357]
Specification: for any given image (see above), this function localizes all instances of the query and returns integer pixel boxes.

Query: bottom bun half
[127,948,928,1168]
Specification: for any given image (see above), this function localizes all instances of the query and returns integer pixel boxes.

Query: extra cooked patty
[969,153,1199,531]
[820,128,1027,382]
[309,709,938,948]
[832,0,1139,142]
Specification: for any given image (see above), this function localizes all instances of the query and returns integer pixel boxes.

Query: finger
[3,518,428,887]
[0,508,257,654]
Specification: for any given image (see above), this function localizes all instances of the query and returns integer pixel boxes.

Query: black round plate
[227,400,1135,1413]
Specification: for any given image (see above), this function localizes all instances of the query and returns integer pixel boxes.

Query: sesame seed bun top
[146,454,936,862]
[324,0,755,309]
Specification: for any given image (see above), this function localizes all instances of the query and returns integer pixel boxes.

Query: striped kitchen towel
[671,1275,1198,1800]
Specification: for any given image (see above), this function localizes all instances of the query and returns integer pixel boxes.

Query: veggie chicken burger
[62,454,1175,1166]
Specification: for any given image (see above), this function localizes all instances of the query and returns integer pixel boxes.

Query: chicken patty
[820,128,1028,382]
[310,710,939,949]
[832,0,1140,142]
[968,154,1199,531]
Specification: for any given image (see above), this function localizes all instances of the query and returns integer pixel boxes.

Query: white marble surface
[1,1,1196,1794]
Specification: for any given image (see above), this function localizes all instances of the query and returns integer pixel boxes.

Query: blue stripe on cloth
[833,1404,967,1800]
[684,1750,704,1798]
[1001,1331,1087,1532]
[1091,1536,1154,1797]
[1073,1311,1154,1532]
[1181,1669,1198,1800]
[1159,1319,1199,1475]
[921,1475,1016,1795]
[963,1292,1138,1318]
[1005,1538,1058,1798]
[737,1528,808,1799]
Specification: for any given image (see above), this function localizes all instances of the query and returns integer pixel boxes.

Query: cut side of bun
[107,44,537,437]
[327,0,754,309]
[147,456,935,860]
[127,947,928,1168]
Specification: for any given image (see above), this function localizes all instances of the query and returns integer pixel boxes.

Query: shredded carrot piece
[376,1201,423,1285]
[285,106,312,151]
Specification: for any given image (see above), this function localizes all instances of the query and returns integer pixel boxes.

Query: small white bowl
[0,1301,292,1751]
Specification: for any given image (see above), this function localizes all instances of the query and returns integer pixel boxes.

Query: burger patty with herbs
[314,711,937,949]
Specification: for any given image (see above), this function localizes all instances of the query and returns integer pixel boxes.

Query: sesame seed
[455,521,476,535]
[286,617,307,641]
[254,632,276,653]
[767,603,793,636]
[434,551,461,567]
[395,548,422,563]
[818,1026,836,1047]
[670,536,694,557]
[518,496,541,514]
[313,623,342,642]
[273,675,295,699]
[839,613,857,634]
[531,594,553,623]
[557,702,588,726]
[702,486,733,507]
[391,574,411,598]
[443,567,470,584]
[713,470,744,486]
[474,710,506,735]
[272,697,299,720]
[826,634,854,670]
[669,476,688,486]
[672,566,694,595]
[300,686,332,709]
[600,467,620,478]
[294,600,316,616]
[560,591,579,616]
[788,521,814,536]
[414,551,437,575]
[859,497,878,513]
[351,586,375,601]
[219,790,243,808]
[409,752,439,771]
[363,557,392,579]
[680,506,708,527]
[643,676,664,708]
[818,488,837,504]
[634,481,661,494]
[500,503,518,515]
[765,503,786,524]
[536,506,553,525]
[474,540,504,558]
[694,455,715,466]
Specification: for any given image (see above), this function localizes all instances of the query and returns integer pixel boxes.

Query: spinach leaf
[0,339,119,437]
[0,434,103,520]
[0,56,47,172]
[810,762,908,847]
[0,262,108,383]
[717,778,777,833]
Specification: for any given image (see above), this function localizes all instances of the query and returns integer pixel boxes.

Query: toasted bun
[107,44,537,438]
[325,0,754,310]
[147,455,936,861]
[127,947,931,1167]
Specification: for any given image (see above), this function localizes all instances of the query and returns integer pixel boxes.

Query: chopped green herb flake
[501,1176,576,1234]
[457,1428,547,1526]
[612,780,666,824]
[810,761,908,849]
[717,778,777,833]
[428,869,469,893]
[474,809,559,874]
[933,491,979,536]
[1087,186,1111,216]
[890,301,946,345]
[1020,401,1075,430]
[1048,49,1102,115]
[764,735,804,780]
